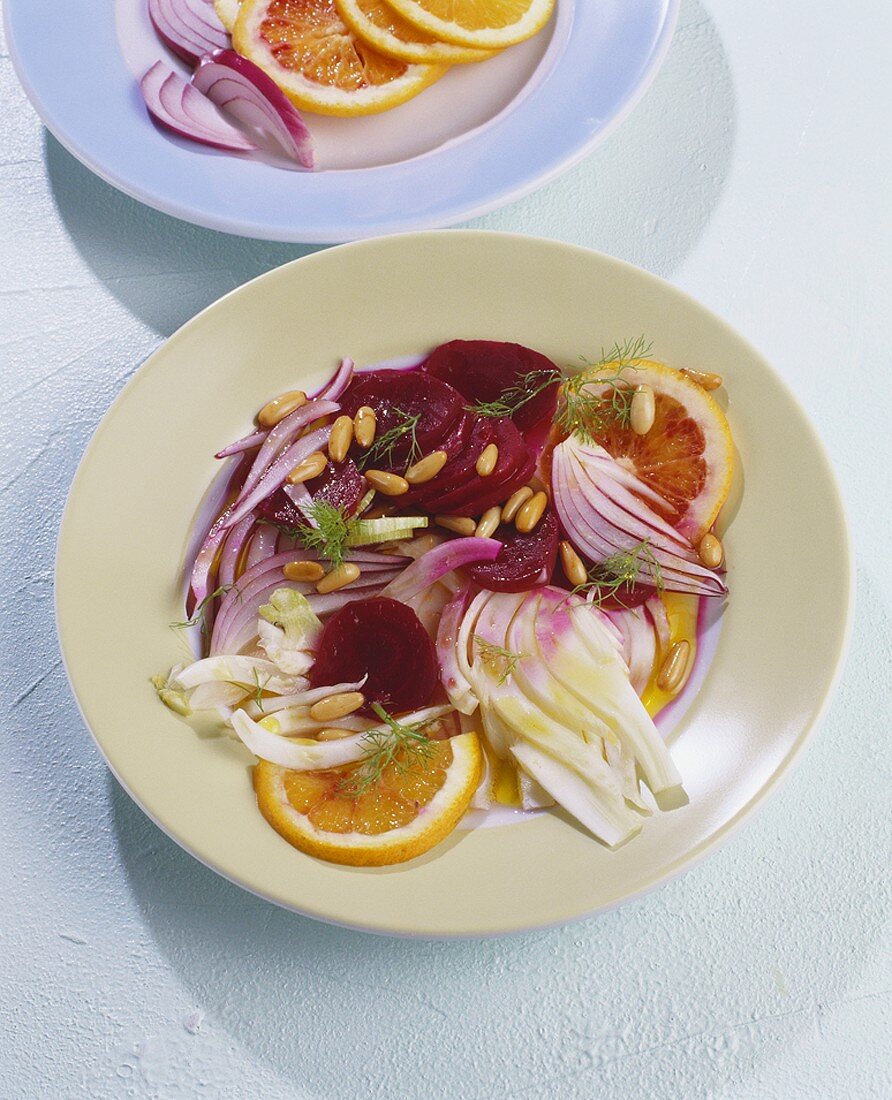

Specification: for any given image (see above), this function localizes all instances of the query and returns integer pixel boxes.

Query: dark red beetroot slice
[307,458,366,515]
[422,340,560,432]
[470,511,559,593]
[309,597,438,715]
[404,416,494,508]
[256,459,365,528]
[423,418,532,515]
[340,371,464,470]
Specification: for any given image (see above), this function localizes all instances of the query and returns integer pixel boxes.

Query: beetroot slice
[422,340,560,432]
[308,597,438,715]
[306,458,366,515]
[401,412,475,506]
[405,416,495,509]
[340,371,464,470]
[469,511,559,593]
[422,418,532,515]
[256,459,365,529]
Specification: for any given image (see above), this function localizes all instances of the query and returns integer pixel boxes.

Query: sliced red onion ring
[148,0,229,67]
[217,514,256,590]
[551,437,725,597]
[193,50,315,169]
[245,525,279,571]
[312,357,355,401]
[382,537,502,604]
[216,426,331,535]
[215,429,265,459]
[235,398,339,511]
[141,62,257,152]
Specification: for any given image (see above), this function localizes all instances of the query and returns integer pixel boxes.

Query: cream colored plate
[56,233,853,937]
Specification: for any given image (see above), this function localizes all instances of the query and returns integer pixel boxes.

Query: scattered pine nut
[353,406,376,448]
[657,641,692,693]
[309,691,365,723]
[436,515,477,536]
[316,562,361,594]
[365,469,410,496]
[316,727,357,741]
[476,443,499,477]
[405,450,448,485]
[630,385,656,436]
[698,532,724,568]
[501,486,534,523]
[286,451,327,484]
[475,506,502,539]
[283,560,326,583]
[559,540,588,586]
[257,716,281,734]
[257,390,307,429]
[681,368,723,391]
[328,415,354,463]
[515,490,548,533]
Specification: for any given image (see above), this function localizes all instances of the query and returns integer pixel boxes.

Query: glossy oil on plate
[5,1,678,241]
[55,233,853,937]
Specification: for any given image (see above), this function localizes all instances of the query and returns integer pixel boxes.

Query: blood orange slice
[254,729,482,865]
[569,359,734,541]
[233,0,447,116]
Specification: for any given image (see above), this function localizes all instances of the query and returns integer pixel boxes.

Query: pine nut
[309,691,365,723]
[501,486,534,523]
[258,716,281,734]
[405,450,448,485]
[476,443,499,477]
[316,562,361,594]
[475,506,502,539]
[436,515,477,536]
[328,415,354,463]
[630,385,656,436]
[657,640,692,693]
[698,532,724,568]
[681,368,723,391]
[286,451,327,484]
[363,505,396,520]
[515,490,548,533]
[365,469,409,496]
[559,540,588,586]
[316,727,357,741]
[283,560,325,583]
[257,390,307,429]
[353,406,376,448]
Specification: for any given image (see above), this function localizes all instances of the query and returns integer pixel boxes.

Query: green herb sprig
[170,584,234,637]
[252,667,272,712]
[470,368,561,419]
[337,703,437,799]
[570,540,663,606]
[473,636,523,685]
[294,500,357,568]
[555,336,654,444]
[356,407,422,471]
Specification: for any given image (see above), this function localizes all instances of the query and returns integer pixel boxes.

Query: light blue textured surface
[1,1,890,1097]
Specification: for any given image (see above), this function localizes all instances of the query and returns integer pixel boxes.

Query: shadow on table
[472,0,738,278]
[42,137,322,339]
[44,0,735,343]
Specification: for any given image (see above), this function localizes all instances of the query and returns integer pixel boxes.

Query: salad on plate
[154,338,734,865]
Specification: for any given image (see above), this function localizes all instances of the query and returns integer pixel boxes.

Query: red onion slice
[193,51,315,169]
[313,358,355,402]
[382,538,502,604]
[148,0,229,67]
[215,429,266,458]
[141,62,257,152]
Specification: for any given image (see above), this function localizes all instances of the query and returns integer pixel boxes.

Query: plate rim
[4,0,681,242]
[54,231,855,937]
